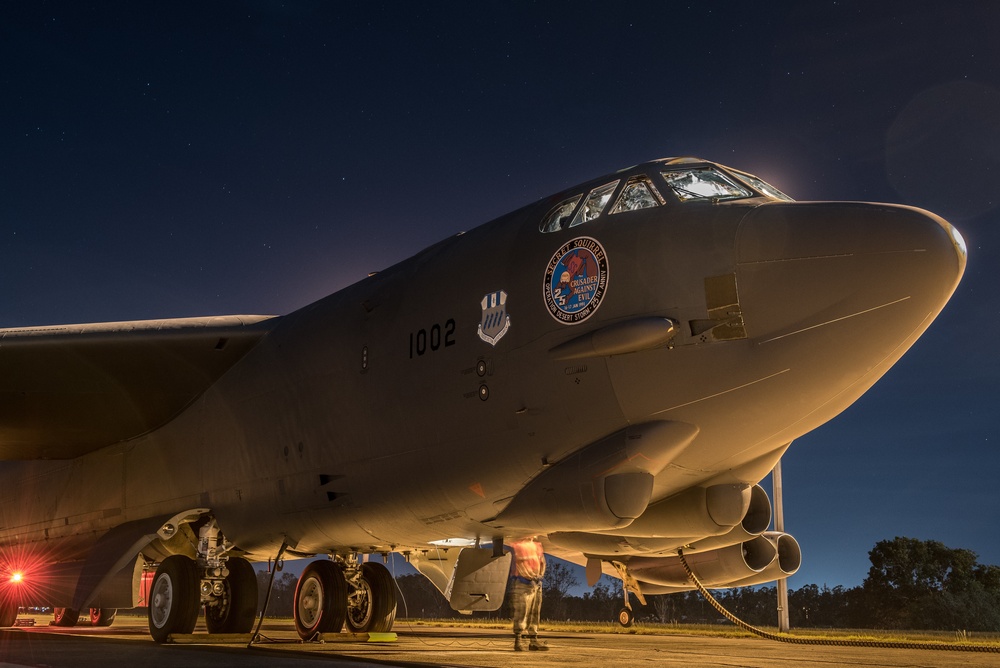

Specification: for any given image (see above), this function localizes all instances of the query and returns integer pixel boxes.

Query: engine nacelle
[596,483,754,538]
[546,483,771,557]
[628,534,777,587]
[725,532,802,586]
[633,531,801,593]
[677,484,772,553]
[547,531,688,556]
[491,420,699,533]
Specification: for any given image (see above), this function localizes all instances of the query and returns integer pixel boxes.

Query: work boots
[528,636,549,651]
[513,634,525,651]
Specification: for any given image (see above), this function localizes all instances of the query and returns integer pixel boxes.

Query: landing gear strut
[610,560,645,627]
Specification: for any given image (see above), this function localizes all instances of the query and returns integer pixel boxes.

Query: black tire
[89,607,117,627]
[0,596,17,627]
[293,560,347,639]
[346,562,397,633]
[205,557,257,634]
[53,607,80,627]
[617,606,634,627]
[147,555,200,643]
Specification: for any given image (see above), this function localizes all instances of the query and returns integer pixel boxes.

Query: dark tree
[256,570,298,618]
[393,573,454,619]
[541,561,579,620]
[860,536,1000,630]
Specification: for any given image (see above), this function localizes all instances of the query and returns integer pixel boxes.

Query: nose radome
[735,202,966,342]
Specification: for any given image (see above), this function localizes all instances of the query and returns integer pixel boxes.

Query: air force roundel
[543,237,609,324]
[478,290,510,346]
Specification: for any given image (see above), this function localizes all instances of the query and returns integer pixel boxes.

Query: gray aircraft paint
[0,158,966,631]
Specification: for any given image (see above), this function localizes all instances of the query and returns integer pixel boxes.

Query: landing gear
[346,562,397,633]
[147,555,200,643]
[294,560,347,639]
[0,598,15,627]
[53,607,80,627]
[292,557,398,639]
[51,606,115,627]
[609,560,645,627]
[205,557,257,634]
[146,518,259,641]
[90,607,117,627]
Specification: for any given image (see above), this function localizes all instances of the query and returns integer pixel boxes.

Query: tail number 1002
[409,319,456,358]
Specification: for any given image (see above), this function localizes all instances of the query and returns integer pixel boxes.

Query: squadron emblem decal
[477,290,511,346]
[543,237,609,324]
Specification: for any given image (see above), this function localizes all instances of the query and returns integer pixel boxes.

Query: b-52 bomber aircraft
[0,158,966,640]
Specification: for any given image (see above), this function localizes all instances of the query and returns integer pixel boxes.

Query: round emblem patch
[543,237,609,324]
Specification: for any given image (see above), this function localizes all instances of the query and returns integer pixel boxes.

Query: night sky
[2,2,998,591]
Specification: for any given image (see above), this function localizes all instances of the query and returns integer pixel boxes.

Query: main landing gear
[51,607,117,628]
[142,516,398,643]
[292,556,397,640]
[147,518,258,643]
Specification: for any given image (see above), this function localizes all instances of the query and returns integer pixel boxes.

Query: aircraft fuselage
[0,158,966,629]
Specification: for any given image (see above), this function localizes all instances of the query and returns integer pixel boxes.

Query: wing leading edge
[0,315,277,460]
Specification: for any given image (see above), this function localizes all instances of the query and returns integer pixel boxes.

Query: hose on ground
[677,549,1000,654]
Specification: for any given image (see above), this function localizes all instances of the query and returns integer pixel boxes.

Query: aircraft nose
[735,202,966,344]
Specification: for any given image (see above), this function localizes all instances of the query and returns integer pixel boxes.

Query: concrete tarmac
[1,616,998,668]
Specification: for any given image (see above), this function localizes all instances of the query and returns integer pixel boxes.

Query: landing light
[9,572,23,584]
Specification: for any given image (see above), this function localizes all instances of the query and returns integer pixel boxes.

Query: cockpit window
[661,167,753,202]
[540,194,583,232]
[611,176,664,214]
[731,170,794,201]
[569,180,619,227]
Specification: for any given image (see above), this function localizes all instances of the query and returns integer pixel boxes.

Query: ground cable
[677,549,1000,654]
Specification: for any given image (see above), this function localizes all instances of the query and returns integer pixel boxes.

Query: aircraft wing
[0,315,276,460]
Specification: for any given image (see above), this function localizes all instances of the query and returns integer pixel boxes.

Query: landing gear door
[448,548,512,613]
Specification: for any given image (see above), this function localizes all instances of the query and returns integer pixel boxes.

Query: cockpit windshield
[569,181,618,227]
[538,160,794,233]
[730,170,794,201]
[611,176,664,213]
[660,167,753,201]
[540,194,583,233]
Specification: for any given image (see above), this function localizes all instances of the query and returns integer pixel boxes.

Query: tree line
[254,537,1000,631]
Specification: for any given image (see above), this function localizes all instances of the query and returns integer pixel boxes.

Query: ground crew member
[509,536,549,651]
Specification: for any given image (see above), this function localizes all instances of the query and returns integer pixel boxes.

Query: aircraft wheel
[147,555,200,643]
[617,606,634,627]
[205,557,258,634]
[90,607,117,627]
[346,562,397,633]
[0,598,15,627]
[53,607,80,627]
[293,560,347,639]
